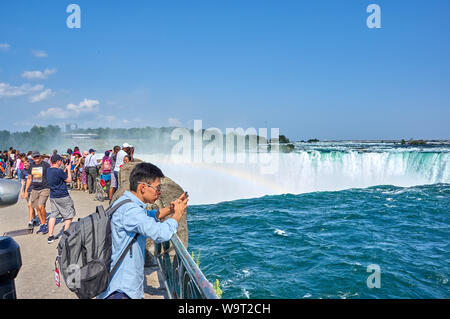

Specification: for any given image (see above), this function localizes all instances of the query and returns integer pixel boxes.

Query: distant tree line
[0,125,62,152]
[0,125,295,153]
[74,126,176,139]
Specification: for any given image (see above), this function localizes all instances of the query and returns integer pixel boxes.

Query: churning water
[139,142,449,298]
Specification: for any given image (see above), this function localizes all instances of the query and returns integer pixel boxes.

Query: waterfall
[137,150,450,205]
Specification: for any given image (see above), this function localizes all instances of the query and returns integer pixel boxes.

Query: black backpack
[56,199,138,299]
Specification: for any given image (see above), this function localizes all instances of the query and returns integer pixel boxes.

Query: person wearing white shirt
[114,143,131,188]
[85,149,98,194]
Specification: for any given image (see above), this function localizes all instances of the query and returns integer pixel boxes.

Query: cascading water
[137,144,450,205]
[133,142,450,298]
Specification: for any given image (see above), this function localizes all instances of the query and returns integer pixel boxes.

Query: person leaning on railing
[98,162,188,299]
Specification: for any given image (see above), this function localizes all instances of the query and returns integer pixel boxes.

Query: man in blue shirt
[99,162,188,299]
[46,154,76,244]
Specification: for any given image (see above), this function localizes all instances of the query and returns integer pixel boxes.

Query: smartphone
[184,191,188,198]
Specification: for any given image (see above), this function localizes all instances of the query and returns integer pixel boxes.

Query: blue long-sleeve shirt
[99,191,178,299]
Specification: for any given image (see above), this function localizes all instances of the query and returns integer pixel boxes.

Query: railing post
[154,234,218,299]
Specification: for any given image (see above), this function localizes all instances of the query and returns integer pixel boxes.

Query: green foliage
[1,125,294,156]
[400,139,427,145]
[213,279,223,298]
[408,139,427,145]
[307,138,320,143]
[0,125,62,153]
[191,249,201,268]
[190,249,223,298]
[279,135,290,144]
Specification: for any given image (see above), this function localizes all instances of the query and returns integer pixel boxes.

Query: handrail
[154,234,218,299]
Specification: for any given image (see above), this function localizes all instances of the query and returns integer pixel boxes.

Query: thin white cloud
[29,88,53,103]
[0,43,10,52]
[32,50,48,58]
[67,98,99,113]
[38,98,100,120]
[0,82,44,98]
[38,107,70,119]
[168,117,182,127]
[104,115,117,122]
[21,68,56,80]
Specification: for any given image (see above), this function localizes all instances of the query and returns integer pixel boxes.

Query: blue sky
[0,0,449,140]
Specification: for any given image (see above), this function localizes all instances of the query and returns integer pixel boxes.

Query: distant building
[60,123,98,139]
[63,133,99,139]
[63,123,78,133]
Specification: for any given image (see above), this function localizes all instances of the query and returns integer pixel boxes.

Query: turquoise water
[188,183,450,299]
[139,142,450,298]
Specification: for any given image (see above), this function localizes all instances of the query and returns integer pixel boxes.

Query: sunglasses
[140,182,161,192]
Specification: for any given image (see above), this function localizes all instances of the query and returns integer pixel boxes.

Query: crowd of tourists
[1,142,189,299]
[0,143,135,242]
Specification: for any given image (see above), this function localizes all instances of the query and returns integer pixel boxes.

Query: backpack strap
[109,233,139,281]
[105,198,137,281]
[96,205,105,215]
[106,199,132,217]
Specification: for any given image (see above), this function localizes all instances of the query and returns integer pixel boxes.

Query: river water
[139,142,449,298]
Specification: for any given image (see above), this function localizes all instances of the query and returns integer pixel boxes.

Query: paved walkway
[0,188,168,299]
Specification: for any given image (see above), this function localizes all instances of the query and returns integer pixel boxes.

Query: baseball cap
[89,148,96,153]
[51,154,62,163]
[32,151,41,158]
[122,143,130,148]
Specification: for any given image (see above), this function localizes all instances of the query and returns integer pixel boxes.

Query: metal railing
[154,234,218,299]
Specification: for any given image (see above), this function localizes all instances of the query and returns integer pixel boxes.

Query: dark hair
[113,145,120,152]
[67,148,73,154]
[74,146,79,152]
[129,163,164,192]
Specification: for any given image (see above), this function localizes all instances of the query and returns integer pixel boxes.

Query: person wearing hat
[85,148,98,194]
[113,143,131,187]
[46,154,76,244]
[24,151,51,234]
[72,151,82,190]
